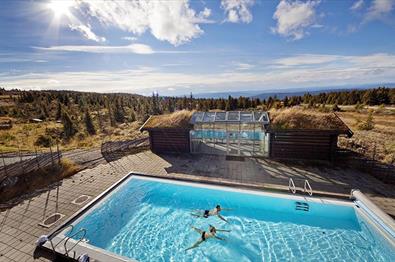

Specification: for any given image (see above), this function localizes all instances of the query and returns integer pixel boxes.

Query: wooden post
[56,141,60,165]
[18,146,25,175]
[1,153,8,177]
[18,147,23,163]
[372,142,377,170]
[35,147,40,169]
[55,186,59,213]
[49,146,54,167]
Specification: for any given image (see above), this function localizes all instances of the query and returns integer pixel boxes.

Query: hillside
[0,87,394,166]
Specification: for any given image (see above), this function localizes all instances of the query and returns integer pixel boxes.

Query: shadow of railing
[336,148,395,185]
[0,151,61,183]
[101,137,150,163]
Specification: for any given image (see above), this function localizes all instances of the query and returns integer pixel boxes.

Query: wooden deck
[0,150,394,261]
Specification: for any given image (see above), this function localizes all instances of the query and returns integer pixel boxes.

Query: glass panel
[227,112,239,121]
[191,111,269,156]
[203,112,215,122]
[261,113,269,123]
[215,112,226,121]
[191,112,204,123]
[254,112,263,122]
[240,112,253,122]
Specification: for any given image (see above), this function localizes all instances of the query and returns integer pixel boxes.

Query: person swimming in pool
[191,205,231,223]
[185,225,230,251]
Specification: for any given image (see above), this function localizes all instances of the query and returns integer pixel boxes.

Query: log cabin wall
[268,130,340,161]
[147,128,191,154]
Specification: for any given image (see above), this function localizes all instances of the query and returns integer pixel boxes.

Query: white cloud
[272,0,321,40]
[47,79,60,85]
[272,53,395,68]
[69,24,106,42]
[365,0,394,21]
[35,44,155,54]
[122,36,138,41]
[78,0,212,46]
[3,53,395,95]
[351,0,364,11]
[272,54,343,68]
[234,62,254,70]
[221,0,255,23]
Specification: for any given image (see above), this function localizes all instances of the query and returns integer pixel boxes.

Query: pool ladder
[47,225,88,260]
[288,178,296,194]
[303,180,313,196]
[288,178,313,196]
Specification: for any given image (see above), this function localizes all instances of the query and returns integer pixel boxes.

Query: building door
[226,131,239,155]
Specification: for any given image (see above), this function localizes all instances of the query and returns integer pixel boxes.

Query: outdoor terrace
[0,150,394,261]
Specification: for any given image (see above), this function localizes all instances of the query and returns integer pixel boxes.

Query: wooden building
[141,110,353,161]
[268,129,352,161]
[267,111,353,161]
[139,111,192,154]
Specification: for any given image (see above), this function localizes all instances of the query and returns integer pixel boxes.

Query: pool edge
[34,171,395,261]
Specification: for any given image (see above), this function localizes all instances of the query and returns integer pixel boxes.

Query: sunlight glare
[48,0,74,18]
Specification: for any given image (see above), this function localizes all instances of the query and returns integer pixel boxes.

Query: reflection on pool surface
[191,130,264,140]
[69,176,395,261]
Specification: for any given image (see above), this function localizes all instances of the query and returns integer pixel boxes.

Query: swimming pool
[191,129,265,140]
[48,175,395,261]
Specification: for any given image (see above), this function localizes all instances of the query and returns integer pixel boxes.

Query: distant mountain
[192,91,259,99]
[251,88,353,100]
[193,83,395,99]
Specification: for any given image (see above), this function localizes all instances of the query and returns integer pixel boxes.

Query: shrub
[0,133,15,143]
[35,135,54,147]
[45,127,62,139]
[332,104,341,112]
[354,103,364,111]
[358,111,374,131]
[319,104,330,113]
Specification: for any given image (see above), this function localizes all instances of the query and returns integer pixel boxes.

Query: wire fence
[101,137,149,163]
[336,148,395,185]
[0,146,62,183]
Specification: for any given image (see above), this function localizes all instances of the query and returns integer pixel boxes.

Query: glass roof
[190,111,270,124]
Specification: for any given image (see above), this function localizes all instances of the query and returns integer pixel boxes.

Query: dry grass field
[142,110,193,129]
[0,120,144,153]
[337,106,395,165]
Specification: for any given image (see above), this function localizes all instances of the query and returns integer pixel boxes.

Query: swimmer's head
[216,205,221,211]
[209,225,216,233]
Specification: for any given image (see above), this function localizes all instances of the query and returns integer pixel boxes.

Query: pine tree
[84,110,96,135]
[358,110,374,130]
[189,92,193,110]
[62,111,77,138]
[283,96,289,107]
[114,100,125,123]
[130,110,136,122]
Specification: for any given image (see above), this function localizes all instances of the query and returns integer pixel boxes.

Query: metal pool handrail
[289,178,296,194]
[51,224,74,251]
[63,228,87,258]
[304,180,313,196]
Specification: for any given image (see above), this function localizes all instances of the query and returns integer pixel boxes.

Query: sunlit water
[69,177,395,261]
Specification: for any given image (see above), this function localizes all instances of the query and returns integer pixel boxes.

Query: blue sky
[0,0,394,95]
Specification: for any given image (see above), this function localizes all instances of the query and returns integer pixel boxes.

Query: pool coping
[35,171,395,262]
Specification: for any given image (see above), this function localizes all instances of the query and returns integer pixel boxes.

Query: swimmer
[191,205,231,223]
[185,225,230,251]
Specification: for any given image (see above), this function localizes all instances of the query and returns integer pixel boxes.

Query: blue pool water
[191,130,264,140]
[69,177,395,261]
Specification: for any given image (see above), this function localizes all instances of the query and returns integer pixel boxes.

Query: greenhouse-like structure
[189,111,270,157]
